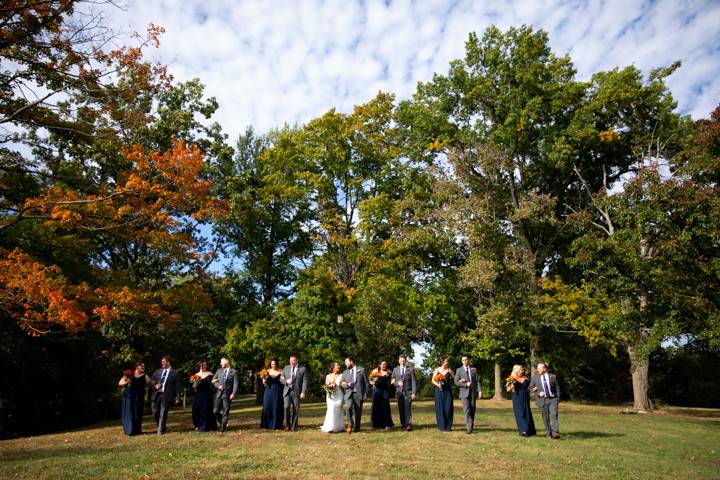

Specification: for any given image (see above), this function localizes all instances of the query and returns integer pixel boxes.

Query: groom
[282,354,308,431]
[340,356,368,433]
[529,361,561,439]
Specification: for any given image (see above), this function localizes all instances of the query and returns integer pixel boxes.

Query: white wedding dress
[320,374,345,433]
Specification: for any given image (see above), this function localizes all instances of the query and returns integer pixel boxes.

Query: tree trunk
[529,335,540,369]
[492,362,503,400]
[254,372,263,405]
[627,343,653,411]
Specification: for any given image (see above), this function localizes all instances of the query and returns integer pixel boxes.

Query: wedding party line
[119,354,561,439]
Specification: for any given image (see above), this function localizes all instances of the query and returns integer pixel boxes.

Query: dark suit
[455,365,480,433]
[282,364,308,431]
[211,367,238,431]
[341,365,368,432]
[529,372,560,437]
[150,367,182,434]
[390,365,416,428]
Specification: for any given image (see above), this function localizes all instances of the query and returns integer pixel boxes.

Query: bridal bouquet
[505,374,517,392]
[323,382,337,398]
[369,371,381,387]
[259,369,269,380]
[433,373,446,386]
[123,369,134,380]
[189,374,201,386]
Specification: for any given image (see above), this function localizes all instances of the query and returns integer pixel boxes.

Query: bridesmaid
[369,360,394,430]
[508,364,536,437]
[191,360,217,432]
[261,358,285,430]
[432,356,454,432]
[118,362,150,436]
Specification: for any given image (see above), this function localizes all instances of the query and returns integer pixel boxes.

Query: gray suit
[212,367,238,431]
[282,364,308,431]
[529,373,560,437]
[390,365,416,428]
[454,365,480,433]
[340,366,368,432]
[150,368,182,434]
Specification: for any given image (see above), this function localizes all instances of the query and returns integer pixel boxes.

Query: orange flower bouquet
[259,369,270,382]
[190,374,201,386]
[505,375,517,392]
[369,371,382,387]
[434,373,446,386]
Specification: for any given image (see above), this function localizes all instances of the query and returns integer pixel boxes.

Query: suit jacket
[390,365,416,396]
[150,368,182,403]
[454,365,480,399]
[282,364,308,397]
[341,366,368,401]
[528,373,560,406]
[211,367,239,398]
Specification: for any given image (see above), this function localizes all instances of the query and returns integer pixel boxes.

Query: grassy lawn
[1,397,718,479]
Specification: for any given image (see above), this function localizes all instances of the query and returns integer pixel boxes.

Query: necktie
[400,366,405,378]
[466,367,470,384]
[352,368,356,391]
[223,368,228,384]
[543,374,552,397]
[160,369,168,392]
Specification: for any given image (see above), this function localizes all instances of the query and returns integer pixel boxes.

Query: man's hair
[537,361,548,369]
[398,353,407,360]
[461,355,469,360]
[289,354,298,359]
[345,356,355,363]
[161,355,171,364]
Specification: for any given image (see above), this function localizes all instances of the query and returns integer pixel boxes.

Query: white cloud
[99,0,720,142]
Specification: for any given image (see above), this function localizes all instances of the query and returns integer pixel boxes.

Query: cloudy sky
[101,0,719,143]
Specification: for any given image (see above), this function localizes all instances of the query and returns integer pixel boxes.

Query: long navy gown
[511,379,536,436]
[261,374,284,429]
[434,371,453,431]
[121,375,146,436]
[192,375,217,432]
[370,374,394,429]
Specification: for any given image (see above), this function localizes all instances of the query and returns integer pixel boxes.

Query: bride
[320,361,345,433]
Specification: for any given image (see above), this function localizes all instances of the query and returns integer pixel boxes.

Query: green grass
[1,397,718,479]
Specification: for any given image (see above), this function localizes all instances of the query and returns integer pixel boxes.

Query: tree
[542,163,719,410]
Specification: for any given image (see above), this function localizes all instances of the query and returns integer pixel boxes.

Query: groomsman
[282,355,308,431]
[212,356,238,432]
[390,354,416,431]
[150,356,182,435]
[529,362,561,439]
[454,355,480,434]
[340,356,368,433]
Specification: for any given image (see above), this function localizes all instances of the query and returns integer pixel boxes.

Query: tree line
[1,1,718,437]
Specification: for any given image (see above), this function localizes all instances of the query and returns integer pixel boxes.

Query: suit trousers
[539,397,559,436]
[345,392,363,432]
[397,392,413,427]
[284,391,300,431]
[461,394,477,432]
[214,393,232,429]
[152,392,170,433]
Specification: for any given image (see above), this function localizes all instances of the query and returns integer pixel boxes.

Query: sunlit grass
[0,396,718,479]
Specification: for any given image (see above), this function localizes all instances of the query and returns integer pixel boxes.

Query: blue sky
[101,0,720,141]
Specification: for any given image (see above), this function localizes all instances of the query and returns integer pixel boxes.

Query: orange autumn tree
[1,2,229,337]
[0,139,224,334]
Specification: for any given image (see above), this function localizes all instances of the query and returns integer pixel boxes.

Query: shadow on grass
[563,431,626,439]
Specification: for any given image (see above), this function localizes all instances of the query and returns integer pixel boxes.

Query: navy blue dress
[192,374,217,432]
[434,371,453,431]
[261,374,284,429]
[370,374,394,429]
[121,375,146,436]
[511,379,536,436]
